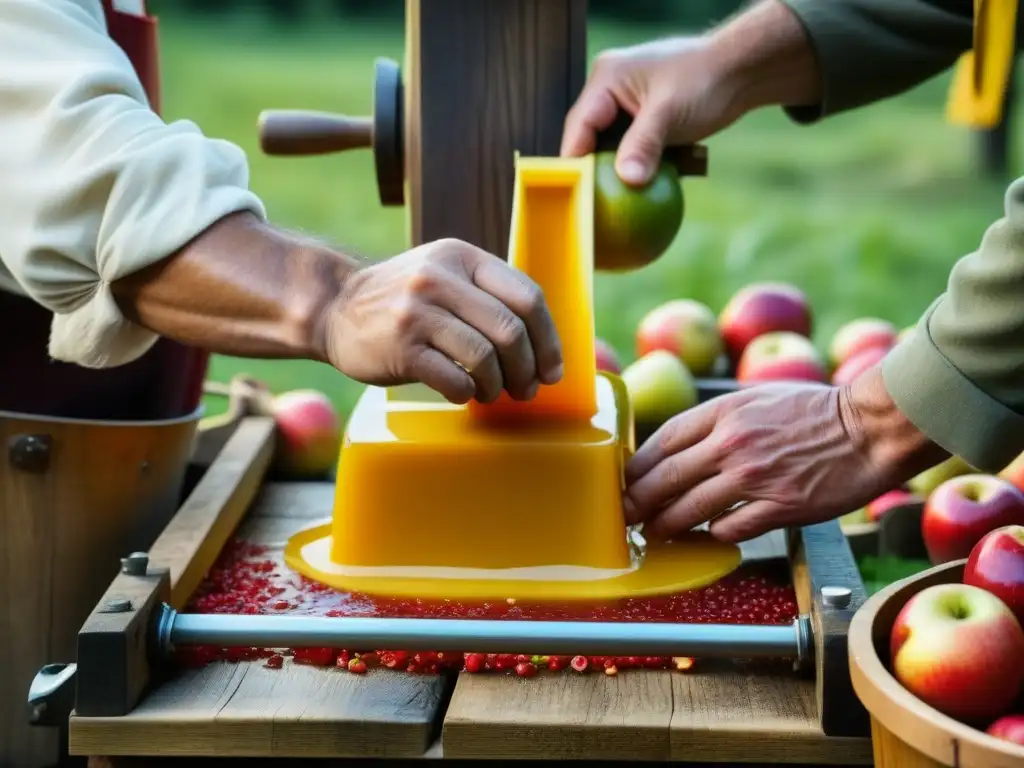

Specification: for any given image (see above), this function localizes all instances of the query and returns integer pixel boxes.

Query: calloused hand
[623,367,946,543]
[561,36,746,186]
[324,238,564,405]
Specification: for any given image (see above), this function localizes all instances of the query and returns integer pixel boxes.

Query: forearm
[112,212,358,362]
[708,0,974,122]
[880,177,1024,472]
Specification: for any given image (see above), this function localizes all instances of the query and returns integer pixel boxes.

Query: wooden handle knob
[257,110,373,156]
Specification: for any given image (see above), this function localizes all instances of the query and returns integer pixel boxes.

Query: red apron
[0,0,210,420]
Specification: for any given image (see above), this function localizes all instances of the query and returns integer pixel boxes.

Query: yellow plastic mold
[285,154,741,602]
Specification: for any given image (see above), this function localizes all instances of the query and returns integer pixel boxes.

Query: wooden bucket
[849,560,1024,767]
[1,408,201,768]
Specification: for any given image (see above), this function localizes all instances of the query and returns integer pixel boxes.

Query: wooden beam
[73,417,276,717]
[404,0,588,256]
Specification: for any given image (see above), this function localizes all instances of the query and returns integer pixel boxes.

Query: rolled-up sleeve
[779,0,974,122]
[776,0,1024,470]
[0,0,266,368]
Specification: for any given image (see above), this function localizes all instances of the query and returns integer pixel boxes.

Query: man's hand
[623,366,947,543]
[324,239,564,405]
[561,0,822,186]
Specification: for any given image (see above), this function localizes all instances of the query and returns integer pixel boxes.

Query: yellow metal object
[946,0,1018,129]
[286,154,741,601]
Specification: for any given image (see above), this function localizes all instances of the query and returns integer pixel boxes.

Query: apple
[621,350,698,431]
[890,583,1024,723]
[718,282,813,363]
[907,454,974,497]
[268,389,342,479]
[964,525,1024,628]
[922,475,1024,564]
[736,331,829,383]
[595,338,622,374]
[635,299,723,376]
[999,450,1024,493]
[828,317,898,367]
[831,345,891,387]
[988,714,1024,746]
[866,489,921,523]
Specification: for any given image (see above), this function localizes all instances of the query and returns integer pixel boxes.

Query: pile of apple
[890,523,1024,746]
[593,281,910,430]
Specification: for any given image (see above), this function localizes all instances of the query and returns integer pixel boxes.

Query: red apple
[736,331,828,383]
[595,338,622,374]
[718,282,812,363]
[828,317,898,368]
[621,350,698,430]
[269,389,342,478]
[866,489,921,523]
[988,714,1024,746]
[964,525,1024,628]
[999,450,1024,493]
[922,475,1024,565]
[635,299,723,376]
[830,345,891,386]
[890,583,1024,723]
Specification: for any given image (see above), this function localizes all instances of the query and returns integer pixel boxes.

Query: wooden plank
[798,521,870,739]
[443,671,673,760]
[405,0,587,256]
[70,482,450,759]
[148,417,276,608]
[669,660,873,764]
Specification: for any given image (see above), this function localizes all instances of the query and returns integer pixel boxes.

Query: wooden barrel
[1,407,201,768]
[849,560,1024,767]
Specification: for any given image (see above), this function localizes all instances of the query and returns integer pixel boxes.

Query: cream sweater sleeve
[0,0,267,368]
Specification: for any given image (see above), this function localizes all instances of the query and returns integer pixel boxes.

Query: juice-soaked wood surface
[441,529,872,764]
[70,482,451,759]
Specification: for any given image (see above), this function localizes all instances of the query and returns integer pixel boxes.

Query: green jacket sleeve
[778,0,1024,471]
[779,0,973,122]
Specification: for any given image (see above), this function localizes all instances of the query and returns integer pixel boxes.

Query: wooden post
[403,0,588,257]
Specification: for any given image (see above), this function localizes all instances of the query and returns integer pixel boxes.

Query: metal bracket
[28,663,77,727]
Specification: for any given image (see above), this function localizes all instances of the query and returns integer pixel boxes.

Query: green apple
[907,455,975,497]
[621,350,698,432]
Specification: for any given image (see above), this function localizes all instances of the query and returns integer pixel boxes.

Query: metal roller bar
[155,605,813,664]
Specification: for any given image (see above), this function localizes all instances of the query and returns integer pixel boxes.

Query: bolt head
[821,586,852,609]
[105,598,132,613]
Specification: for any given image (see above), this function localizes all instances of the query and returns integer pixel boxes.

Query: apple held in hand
[595,338,622,375]
[866,489,921,523]
[635,299,723,376]
[828,317,898,368]
[268,389,342,479]
[999,450,1024,493]
[718,282,812,363]
[621,350,698,431]
[964,525,1024,627]
[890,583,1024,723]
[988,714,1024,746]
[736,331,829,384]
[831,345,891,387]
[922,475,1024,564]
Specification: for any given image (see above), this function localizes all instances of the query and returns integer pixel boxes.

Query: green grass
[159,17,1013,419]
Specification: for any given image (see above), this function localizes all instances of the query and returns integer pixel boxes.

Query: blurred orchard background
[146,0,1018,417]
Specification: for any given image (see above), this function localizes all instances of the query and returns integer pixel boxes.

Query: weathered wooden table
[47,415,874,764]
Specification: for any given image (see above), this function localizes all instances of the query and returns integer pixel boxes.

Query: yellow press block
[285,154,740,601]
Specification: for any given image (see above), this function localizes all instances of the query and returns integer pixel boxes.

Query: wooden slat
[443,671,673,760]
[669,660,873,764]
[148,417,276,608]
[70,482,450,759]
